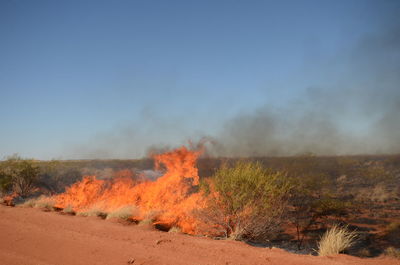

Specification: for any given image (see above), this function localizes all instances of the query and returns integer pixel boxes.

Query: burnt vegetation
[1,154,399,257]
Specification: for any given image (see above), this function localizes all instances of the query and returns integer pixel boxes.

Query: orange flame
[54,146,205,234]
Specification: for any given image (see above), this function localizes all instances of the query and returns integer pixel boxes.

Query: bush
[385,222,400,244]
[384,247,400,259]
[317,224,357,256]
[198,161,291,241]
[0,155,39,197]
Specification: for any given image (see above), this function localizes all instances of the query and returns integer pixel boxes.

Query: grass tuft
[168,226,182,233]
[76,208,108,219]
[317,224,357,256]
[20,196,56,210]
[106,206,138,220]
[62,205,75,215]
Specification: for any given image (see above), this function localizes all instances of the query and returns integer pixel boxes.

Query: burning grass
[53,147,205,234]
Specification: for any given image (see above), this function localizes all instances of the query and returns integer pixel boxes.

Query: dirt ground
[0,205,398,265]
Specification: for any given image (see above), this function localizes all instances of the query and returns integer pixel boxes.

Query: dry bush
[106,206,138,220]
[370,184,391,202]
[385,247,400,259]
[385,222,400,244]
[317,224,357,256]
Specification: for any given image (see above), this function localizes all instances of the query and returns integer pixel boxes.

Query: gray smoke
[66,14,400,158]
[211,26,400,156]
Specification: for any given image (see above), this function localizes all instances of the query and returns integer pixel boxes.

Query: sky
[0,0,399,159]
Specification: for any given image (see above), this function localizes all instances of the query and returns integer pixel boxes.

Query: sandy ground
[0,205,398,265]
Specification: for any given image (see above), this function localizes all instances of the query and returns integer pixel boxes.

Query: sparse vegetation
[317,224,357,256]
[1,154,399,258]
[20,195,56,210]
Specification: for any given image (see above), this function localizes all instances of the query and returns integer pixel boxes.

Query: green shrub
[0,155,39,197]
[198,161,291,241]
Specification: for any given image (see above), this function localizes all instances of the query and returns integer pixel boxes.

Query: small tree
[0,155,39,197]
[198,161,291,241]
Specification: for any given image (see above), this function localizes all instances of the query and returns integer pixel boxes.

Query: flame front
[54,147,205,234]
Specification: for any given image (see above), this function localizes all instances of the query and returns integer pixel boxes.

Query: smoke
[66,13,400,158]
[211,25,400,156]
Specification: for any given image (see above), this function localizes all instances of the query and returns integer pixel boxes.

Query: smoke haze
[64,7,400,159]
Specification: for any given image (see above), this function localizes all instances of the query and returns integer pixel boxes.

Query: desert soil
[0,205,398,265]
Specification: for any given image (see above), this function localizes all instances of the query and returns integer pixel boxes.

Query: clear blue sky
[1,0,399,159]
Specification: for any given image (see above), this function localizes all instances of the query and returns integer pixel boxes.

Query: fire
[54,146,205,234]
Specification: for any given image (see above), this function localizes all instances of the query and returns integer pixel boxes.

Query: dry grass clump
[386,222,400,233]
[20,196,56,211]
[168,226,182,233]
[62,205,75,215]
[317,224,357,256]
[138,218,153,226]
[106,206,138,220]
[76,207,107,219]
[384,247,400,259]
[138,210,161,226]
[385,222,400,244]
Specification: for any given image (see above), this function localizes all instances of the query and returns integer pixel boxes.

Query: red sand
[0,205,397,265]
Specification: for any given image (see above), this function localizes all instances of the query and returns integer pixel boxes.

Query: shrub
[0,155,39,197]
[384,247,400,259]
[317,224,357,256]
[198,161,291,241]
[385,222,400,244]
